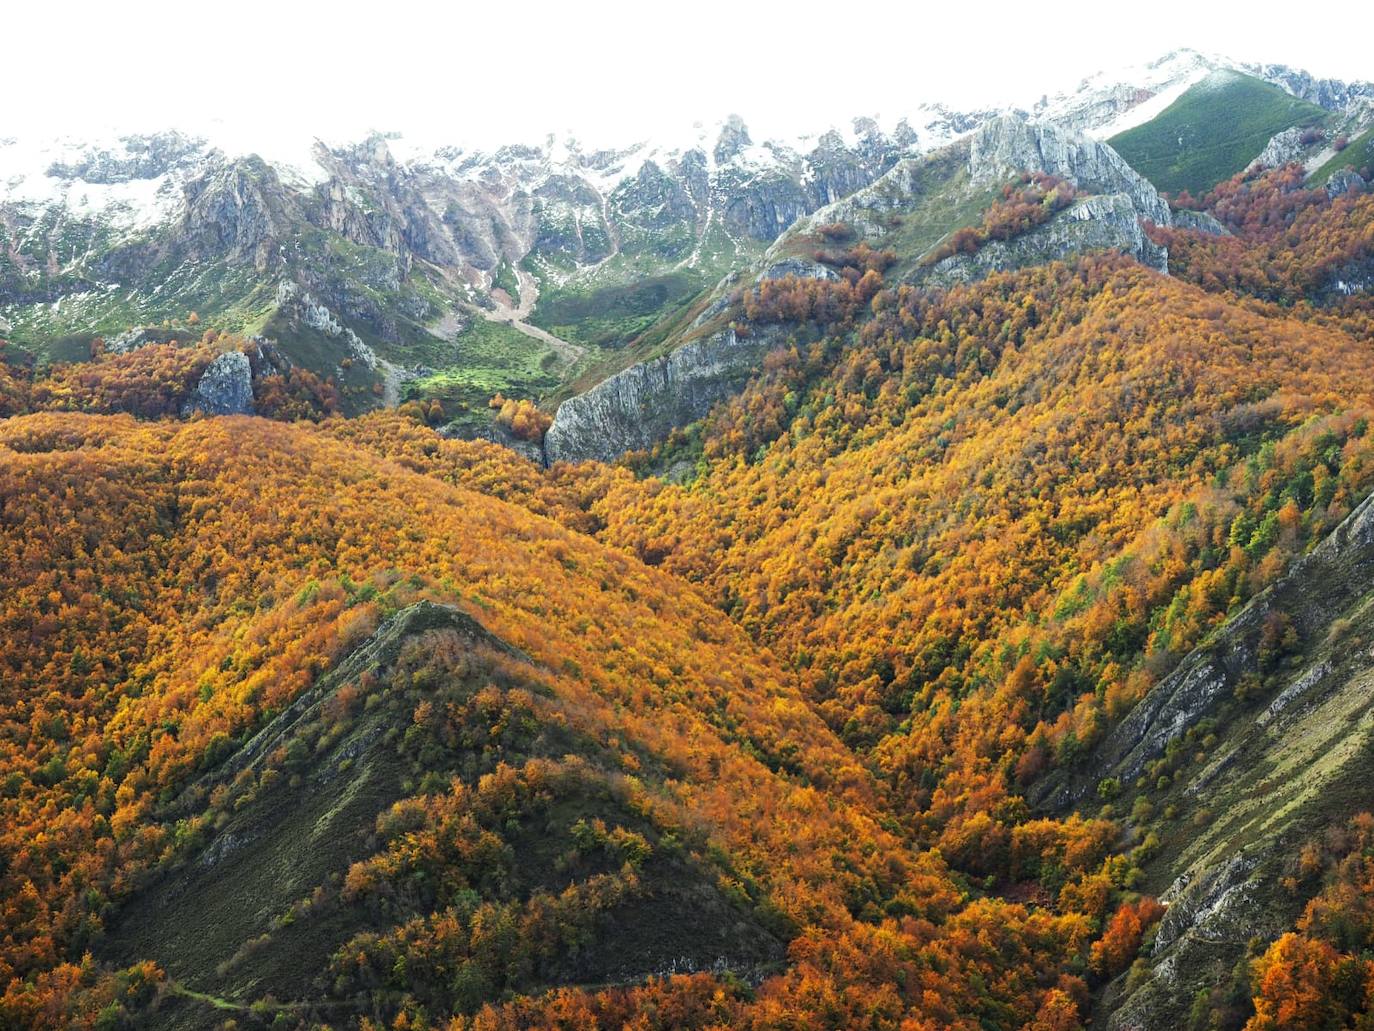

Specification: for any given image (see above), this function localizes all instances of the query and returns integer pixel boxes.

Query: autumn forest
[3,138,1374,1031]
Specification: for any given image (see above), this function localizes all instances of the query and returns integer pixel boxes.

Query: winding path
[481,267,585,367]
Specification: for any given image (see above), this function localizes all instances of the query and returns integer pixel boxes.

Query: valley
[2,41,1374,1031]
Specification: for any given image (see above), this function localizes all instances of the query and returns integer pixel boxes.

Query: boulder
[1327,167,1367,198]
[182,351,253,416]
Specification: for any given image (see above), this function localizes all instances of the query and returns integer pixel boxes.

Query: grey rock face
[1171,209,1229,235]
[1327,167,1367,198]
[759,258,839,282]
[1099,492,1374,790]
[776,114,1173,274]
[713,115,753,165]
[274,280,387,374]
[1041,489,1374,1030]
[969,115,1172,225]
[105,328,151,354]
[179,155,301,272]
[1251,125,1315,170]
[1248,63,1374,115]
[1107,851,1281,1031]
[544,326,783,464]
[775,144,970,245]
[183,350,253,416]
[922,193,1168,286]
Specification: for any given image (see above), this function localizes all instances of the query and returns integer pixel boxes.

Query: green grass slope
[1110,70,1326,195]
[1310,125,1374,183]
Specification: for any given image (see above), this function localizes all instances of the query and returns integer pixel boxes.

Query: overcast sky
[9,0,1371,149]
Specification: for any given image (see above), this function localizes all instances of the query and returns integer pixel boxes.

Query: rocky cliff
[543,325,784,464]
[1171,209,1228,235]
[545,115,1178,464]
[1251,125,1316,170]
[922,192,1169,286]
[1030,492,1374,1029]
[771,113,1174,273]
[968,115,1172,225]
[181,350,254,416]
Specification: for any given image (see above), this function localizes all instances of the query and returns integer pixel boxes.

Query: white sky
[7,0,1371,151]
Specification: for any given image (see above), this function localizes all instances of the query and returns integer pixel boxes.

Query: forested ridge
[2,163,1374,1029]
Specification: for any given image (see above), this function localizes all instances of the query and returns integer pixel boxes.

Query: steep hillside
[1109,71,1326,195]
[533,180,1374,1028]
[1149,163,1374,303]
[0,413,1123,1031]
[574,253,1374,768]
[544,114,1175,463]
[7,49,1374,1031]
[1040,485,1374,1031]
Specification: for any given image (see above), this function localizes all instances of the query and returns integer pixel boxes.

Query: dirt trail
[481,267,585,367]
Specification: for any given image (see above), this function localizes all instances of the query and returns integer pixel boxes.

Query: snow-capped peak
[1030,48,1233,138]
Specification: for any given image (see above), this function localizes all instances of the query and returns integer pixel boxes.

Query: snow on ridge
[0,134,186,232]
[388,109,971,199]
[0,123,339,232]
[1087,69,1211,139]
[1032,48,1236,137]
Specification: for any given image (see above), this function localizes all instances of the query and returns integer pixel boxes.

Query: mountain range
[2,49,1368,431]
[3,44,1374,1031]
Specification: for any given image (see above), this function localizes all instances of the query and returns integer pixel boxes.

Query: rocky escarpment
[0,115,980,370]
[968,114,1173,225]
[922,192,1169,286]
[777,114,1175,266]
[1029,491,1374,1029]
[1056,492,1374,807]
[177,155,307,272]
[181,350,253,416]
[1250,125,1318,170]
[543,325,784,464]
[547,115,1179,464]
[1327,167,1368,199]
[777,143,974,242]
[1170,209,1228,235]
[1247,62,1374,116]
[913,116,1174,279]
[770,114,1176,287]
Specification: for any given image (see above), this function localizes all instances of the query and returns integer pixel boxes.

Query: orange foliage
[1089,896,1166,976]
[0,412,1083,1029]
[574,255,1374,857]
[1245,814,1374,1029]
[5,168,1374,1028]
[28,342,215,417]
[489,393,552,442]
[925,173,1080,265]
[1149,164,1374,303]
